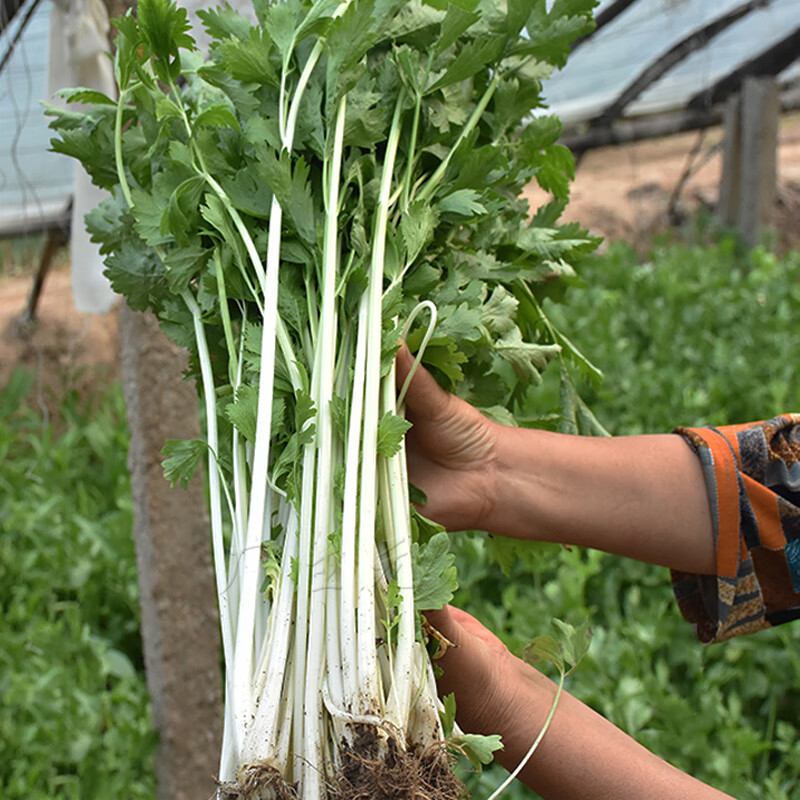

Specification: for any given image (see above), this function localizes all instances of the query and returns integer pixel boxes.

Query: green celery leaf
[438,302,484,343]
[196,65,260,118]
[376,412,413,458]
[158,297,196,350]
[440,693,457,738]
[330,394,348,441]
[192,105,241,134]
[216,28,278,86]
[294,390,316,442]
[324,1,380,109]
[516,225,599,261]
[161,176,206,247]
[534,144,575,199]
[482,286,518,337]
[427,34,504,92]
[137,0,196,83]
[408,484,428,508]
[403,261,440,296]
[196,5,252,42]
[478,405,518,426]
[155,96,182,121]
[104,239,166,312]
[519,114,562,153]
[255,149,316,244]
[523,634,564,673]
[220,169,274,220]
[161,438,207,488]
[48,110,118,190]
[412,531,457,610]
[56,87,116,106]
[551,618,592,674]
[401,202,439,265]
[226,384,259,443]
[418,339,468,388]
[456,251,523,283]
[451,733,504,769]
[293,0,339,42]
[261,2,297,62]
[435,5,480,54]
[162,245,209,294]
[85,188,131,254]
[495,328,561,384]
[513,0,595,68]
[112,11,142,89]
[439,189,486,218]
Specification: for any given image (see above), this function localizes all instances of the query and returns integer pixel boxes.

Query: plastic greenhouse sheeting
[543,0,800,125]
[0,0,255,237]
[0,0,72,235]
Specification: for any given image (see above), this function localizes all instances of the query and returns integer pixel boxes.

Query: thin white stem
[184,290,239,760]
[397,300,438,408]
[301,94,348,798]
[357,97,404,713]
[485,675,565,800]
[291,441,317,790]
[339,292,368,707]
[243,509,299,763]
[381,368,416,731]
[218,682,237,785]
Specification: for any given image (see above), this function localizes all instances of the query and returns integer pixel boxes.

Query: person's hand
[396,344,500,532]
[425,605,519,737]
[427,606,736,800]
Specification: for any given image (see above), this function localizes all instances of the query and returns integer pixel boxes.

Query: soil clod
[332,729,467,800]
[218,762,299,800]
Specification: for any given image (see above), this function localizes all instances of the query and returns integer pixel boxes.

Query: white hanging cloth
[48,0,117,313]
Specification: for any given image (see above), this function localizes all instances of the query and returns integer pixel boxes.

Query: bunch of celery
[48,0,600,796]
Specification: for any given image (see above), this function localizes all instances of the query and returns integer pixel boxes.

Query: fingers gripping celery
[47,0,600,797]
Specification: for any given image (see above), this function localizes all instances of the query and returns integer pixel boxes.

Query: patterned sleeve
[672,414,800,643]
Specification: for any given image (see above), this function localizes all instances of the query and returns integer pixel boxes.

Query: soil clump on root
[332,728,467,800]
[218,762,299,800]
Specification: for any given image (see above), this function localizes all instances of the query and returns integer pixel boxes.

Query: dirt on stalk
[218,762,299,800]
[217,729,466,800]
[332,728,466,800]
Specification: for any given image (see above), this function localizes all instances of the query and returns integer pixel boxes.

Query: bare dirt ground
[2,113,799,392]
[526,112,800,251]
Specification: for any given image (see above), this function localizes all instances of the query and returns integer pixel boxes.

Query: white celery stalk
[357,97,405,714]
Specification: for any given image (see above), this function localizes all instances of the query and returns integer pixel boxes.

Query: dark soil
[217,730,466,800]
[218,762,299,800]
[332,729,466,800]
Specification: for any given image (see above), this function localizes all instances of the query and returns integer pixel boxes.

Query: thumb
[396,341,451,420]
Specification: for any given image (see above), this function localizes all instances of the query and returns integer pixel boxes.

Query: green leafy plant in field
[550,232,800,434]
[453,231,800,800]
[0,369,157,800]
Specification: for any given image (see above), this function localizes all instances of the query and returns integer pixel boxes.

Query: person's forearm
[430,606,734,800]
[486,428,716,574]
[484,659,734,800]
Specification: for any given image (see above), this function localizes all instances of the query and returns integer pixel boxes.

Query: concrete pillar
[716,94,741,227]
[119,304,223,800]
[738,76,778,247]
[717,76,778,247]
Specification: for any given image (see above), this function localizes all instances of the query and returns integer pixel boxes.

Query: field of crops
[3,224,800,799]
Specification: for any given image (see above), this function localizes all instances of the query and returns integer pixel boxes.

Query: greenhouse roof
[544,0,800,126]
